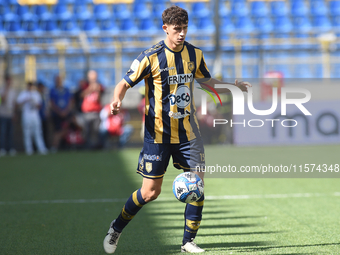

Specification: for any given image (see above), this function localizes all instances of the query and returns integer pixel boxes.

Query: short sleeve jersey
[124,40,211,144]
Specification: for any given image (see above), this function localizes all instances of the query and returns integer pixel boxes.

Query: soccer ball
[172,172,204,203]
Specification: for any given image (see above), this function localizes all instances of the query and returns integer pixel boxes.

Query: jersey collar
[163,40,185,53]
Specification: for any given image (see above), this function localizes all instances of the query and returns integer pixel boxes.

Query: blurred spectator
[49,75,73,152]
[73,78,87,114]
[0,75,17,156]
[64,115,84,149]
[16,82,48,155]
[81,70,104,149]
[37,81,49,149]
[99,104,133,148]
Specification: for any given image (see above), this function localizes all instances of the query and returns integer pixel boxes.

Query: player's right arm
[110,79,130,115]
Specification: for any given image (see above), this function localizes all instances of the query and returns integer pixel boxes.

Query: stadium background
[1,1,340,254]
[1,0,340,148]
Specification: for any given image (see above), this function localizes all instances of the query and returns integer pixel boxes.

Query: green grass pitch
[0,144,339,254]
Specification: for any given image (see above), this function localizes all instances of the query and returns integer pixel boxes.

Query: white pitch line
[0,192,339,206]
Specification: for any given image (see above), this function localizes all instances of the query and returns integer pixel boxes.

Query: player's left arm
[199,78,252,93]
[194,52,251,93]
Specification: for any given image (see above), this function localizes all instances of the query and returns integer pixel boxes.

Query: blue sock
[183,194,204,245]
[113,188,147,232]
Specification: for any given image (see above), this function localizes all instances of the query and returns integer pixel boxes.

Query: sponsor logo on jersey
[168,110,191,119]
[158,67,175,73]
[168,85,191,108]
[168,73,193,85]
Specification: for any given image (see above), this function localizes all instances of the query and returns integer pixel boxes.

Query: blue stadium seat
[60,18,80,34]
[310,0,328,16]
[197,16,215,32]
[14,3,36,21]
[152,3,166,17]
[73,3,91,20]
[138,18,158,34]
[40,18,60,34]
[58,0,76,4]
[293,16,312,32]
[192,2,210,18]
[332,15,340,31]
[112,4,131,20]
[312,15,332,32]
[82,18,100,33]
[220,16,235,34]
[93,4,111,20]
[270,1,288,17]
[4,20,23,33]
[329,1,340,16]
[119,18,138,33]
[219,2,230,17]
[291,0,309,17]
[273,16,293,33]
[133,2,151,19]
[99,18,119,33]
[234,16,255,33]
[256,16,273,32]
[231,1,249,17]
[32,5,52,20]
[2,5,18,22]
[53,3,72,20]
[23,18,41,33]
[250,1,269,17]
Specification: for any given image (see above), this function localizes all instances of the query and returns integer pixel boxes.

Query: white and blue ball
[172,172,204,203]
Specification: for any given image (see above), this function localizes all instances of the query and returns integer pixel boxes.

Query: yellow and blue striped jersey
[123,40,211,144]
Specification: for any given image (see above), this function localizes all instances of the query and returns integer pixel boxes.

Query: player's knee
[143,188,161,202]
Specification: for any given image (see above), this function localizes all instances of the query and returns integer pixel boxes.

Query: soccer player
[103,6,251,254]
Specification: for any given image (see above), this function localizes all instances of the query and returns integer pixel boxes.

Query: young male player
[103,6,251,253]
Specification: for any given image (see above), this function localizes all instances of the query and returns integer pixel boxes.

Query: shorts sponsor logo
[168,73,193,85]
[145,162,152,173]
[168,85,191,108]
[143,153,162,161]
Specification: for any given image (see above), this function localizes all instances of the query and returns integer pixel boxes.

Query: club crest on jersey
[168,73,193,85]
[168,85,191,108]
[188,61,195,71]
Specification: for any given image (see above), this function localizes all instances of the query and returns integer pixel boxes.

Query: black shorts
[51,112,70,131]
[136,138,205,179]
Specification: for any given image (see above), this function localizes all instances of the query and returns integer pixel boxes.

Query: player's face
[164,23,188,47]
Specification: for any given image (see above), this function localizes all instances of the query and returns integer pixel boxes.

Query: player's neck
[165,38,183,52]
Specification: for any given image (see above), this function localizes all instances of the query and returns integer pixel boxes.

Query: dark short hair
[162,6,188,26]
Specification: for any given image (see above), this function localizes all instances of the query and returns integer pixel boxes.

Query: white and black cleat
[103,220,121,254]
[181,241,205,253]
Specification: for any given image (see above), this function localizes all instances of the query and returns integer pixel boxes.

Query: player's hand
[110,100,121,115]
[235,79,252,92]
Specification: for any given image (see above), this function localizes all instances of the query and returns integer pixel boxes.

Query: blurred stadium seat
[291,0,309,17]
[270,1,289,17]
[250,1,269,18]
[329,0,340,16]
[112,4,131,20]
[73,3,92,20]
[310,0,328,16]
[93,4,111,20]
[231,1,249,17]
[133,2,151,19]
[192,2,210,18]
[312,15,332,32]
[53,3,72,20]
